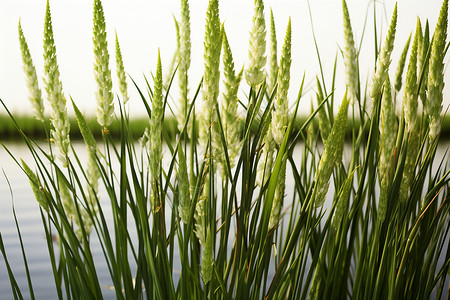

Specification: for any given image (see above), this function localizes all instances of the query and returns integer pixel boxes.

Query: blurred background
[0,0,448,117]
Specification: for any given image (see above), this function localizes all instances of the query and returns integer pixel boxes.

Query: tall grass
[1,0,449,299]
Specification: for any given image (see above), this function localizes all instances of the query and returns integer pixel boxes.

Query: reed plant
[1,0,449,299]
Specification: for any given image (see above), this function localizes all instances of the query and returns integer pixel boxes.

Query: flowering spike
[220,27,243,175]
[150,51,163,196]
[427,0,448,140]
[200,0,221,145]
[419,20,430,107]
[269,154,287,228]
[19,21,45,122]
[165,17,180,89]
[21,159,48,212]
[177,143,191,224]
[342,0,358,103]
[316,77,330,143]
[394,34,412,92]
[378,77,397,220]
[93,0,114,130]
[313,90,349,207]
[177,0,192,134]
[257,129,275,187]
[72,99,100,211]
[115,33,129,104]
[403,18,420,133]
[331,167,356,231]
[194,197,207,245]
[201,228,213,283]
[271,18,291,146]
[399,127,420,203]
[245,0,267,87]
[379,76,397,182]
[43,0,70,167]
[370,3,397,98]
[268,8,278,93]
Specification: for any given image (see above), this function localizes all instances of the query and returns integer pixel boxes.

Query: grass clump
[1,0,449,299]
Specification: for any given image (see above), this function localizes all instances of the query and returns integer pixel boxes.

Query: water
[0,142,449,299]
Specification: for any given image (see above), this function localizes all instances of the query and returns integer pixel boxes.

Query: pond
[0,141,449,299]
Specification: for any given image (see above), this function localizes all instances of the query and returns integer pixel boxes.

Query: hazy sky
[0,0,448,117]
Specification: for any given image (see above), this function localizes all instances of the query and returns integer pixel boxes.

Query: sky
[0,0,449,117]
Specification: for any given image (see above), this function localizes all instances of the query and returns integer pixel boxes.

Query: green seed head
[166,17,180,89]
[399,127,420,203]
[19,21,45,122]
[418,20,430,107]
[268,8,278,93]
[331,167,356,231]
[314,89,349,207]
[257,129,275,187]
[271,18,291,146]
[269,155,287,229]
[21,159,48,212]
[194,197,207,245]
[370,4,397,99]
[177,143,191,224]
[200,0,221,144]
[93,0,114,130]
[394,34,412,92]
[427,0,448,140]
[179,0,191,74]
[220,27,243,174]
[201,228,213,283]
[73,99,100,208]
[43,0,70,167]
[58,171,93,239]
[177,0,192,134]
[379,76,397,182]
[342,0,358,103]
[403,18,420,133]
[58,172,76,221]
[316,77,330,143]
[150,51,163,186]
[245,0,267,87]
[115,33,129,104]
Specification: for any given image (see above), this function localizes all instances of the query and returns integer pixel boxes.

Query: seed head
[93,0,114,130]
[19,22,45,122]
[220,27,243,175]
[245,0,267,87]
[115,33,129,104]
[177,0,192,135]
[43,0,70,167]
[394,34,412,92]
[379,76,397,182]
[200,0,221,145]
[267,9,278,93]
[313,90,349,207]
[342,0,358,103]
[269,155,286,228]
[427,0,448,140]
[177,143,191,224]
[271,18,291,146]
[150,51,163,189]
[418,21,430,108]
[370,4,397,99]
[403,18,420,133]
[316,77,330,143]
[21,160,48,212]
[201,228,213,283]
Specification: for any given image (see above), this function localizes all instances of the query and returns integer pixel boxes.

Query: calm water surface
[0,142,449,299]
